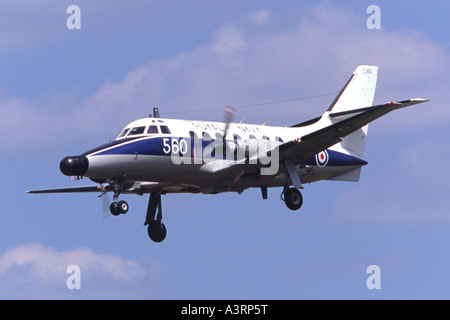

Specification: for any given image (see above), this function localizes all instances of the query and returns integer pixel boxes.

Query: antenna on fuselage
[152,107,161,118]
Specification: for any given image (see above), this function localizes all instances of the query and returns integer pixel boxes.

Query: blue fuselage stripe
[89,137,367,167]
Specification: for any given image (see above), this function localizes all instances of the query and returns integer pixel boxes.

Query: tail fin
[327,65,378,159]
[327,65,378,113]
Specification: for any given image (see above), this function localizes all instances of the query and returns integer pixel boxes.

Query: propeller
[96,182,114,218]
[223,105,236,142]
[67,176,114,218]
[100,191,113,218]
[222,105,236,158]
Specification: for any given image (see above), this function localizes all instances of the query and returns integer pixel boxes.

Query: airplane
[27,65,428,242]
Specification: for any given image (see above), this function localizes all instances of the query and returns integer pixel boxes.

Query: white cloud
[212,25,248,56]
[1,5,449,151]
[0,243,147,298]
[70,5,450,126]
[0,243,145,279]
[247,8,271,26]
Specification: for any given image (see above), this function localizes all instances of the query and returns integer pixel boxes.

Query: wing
[27,182,201,195]
[27,185,107,194]
[278,98,428,162]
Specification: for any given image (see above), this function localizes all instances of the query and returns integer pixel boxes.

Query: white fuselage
[81,117,367,194]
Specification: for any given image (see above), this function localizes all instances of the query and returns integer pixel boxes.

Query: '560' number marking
[162,138,188,155]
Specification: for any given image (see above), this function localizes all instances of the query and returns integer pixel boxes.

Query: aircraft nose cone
[60,156,89,176]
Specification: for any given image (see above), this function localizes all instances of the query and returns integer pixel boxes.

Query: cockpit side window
[118,128,130,138]
[160,125,171,134]
[129,126,146,135]
[148,125,159,134]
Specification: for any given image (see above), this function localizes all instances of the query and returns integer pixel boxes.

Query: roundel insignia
[315,150,329,167]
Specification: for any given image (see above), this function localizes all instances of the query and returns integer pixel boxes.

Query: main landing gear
[280,159,304,211]
[105,179,167,242]
[144,192,167,243]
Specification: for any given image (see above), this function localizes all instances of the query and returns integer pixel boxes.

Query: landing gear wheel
[117,200,129,214]
[110,200,129,216]
[147,220,167,243]
[284,188,303,211]
[110,202,120,216]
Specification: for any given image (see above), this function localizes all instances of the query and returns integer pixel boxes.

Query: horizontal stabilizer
[278,98,428,163]
[327,167,362,182]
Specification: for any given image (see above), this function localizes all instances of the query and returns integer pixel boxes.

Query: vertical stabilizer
[327,65,378,113]
[327,65,378,159]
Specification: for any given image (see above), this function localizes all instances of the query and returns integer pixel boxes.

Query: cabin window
[215,132,223,141]
[262,135,270,140]
[160,125,171,134]
[202,132,211,142]
[148,125,159,134]
[118,128,130,138]
[233,134,241,141]
[249,135,257,140]
[275,136,284,143]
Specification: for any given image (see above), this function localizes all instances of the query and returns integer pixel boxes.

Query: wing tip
[412,98,429,103]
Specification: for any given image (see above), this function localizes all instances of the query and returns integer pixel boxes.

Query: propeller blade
[223,105,236,142]
[101,192,112,218]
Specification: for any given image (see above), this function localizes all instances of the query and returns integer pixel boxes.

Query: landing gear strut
[144,192,167,243]
[281,159,304,211]
[103,178,166,242]
[108,178,129,216]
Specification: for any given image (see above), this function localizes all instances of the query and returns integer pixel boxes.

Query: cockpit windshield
[118,128,130,138]
[128,126,146,135]
[116,122,172,140]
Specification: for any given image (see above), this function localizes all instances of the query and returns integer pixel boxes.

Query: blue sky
[0,0,449,299]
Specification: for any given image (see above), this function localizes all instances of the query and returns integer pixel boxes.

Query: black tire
[284,188,303,211]
[110,202,121,216]
[147,221,167,243]
[117,200,129,214]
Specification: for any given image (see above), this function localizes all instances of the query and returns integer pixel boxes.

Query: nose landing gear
[110,200,129,216]
[106,178,130,216]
